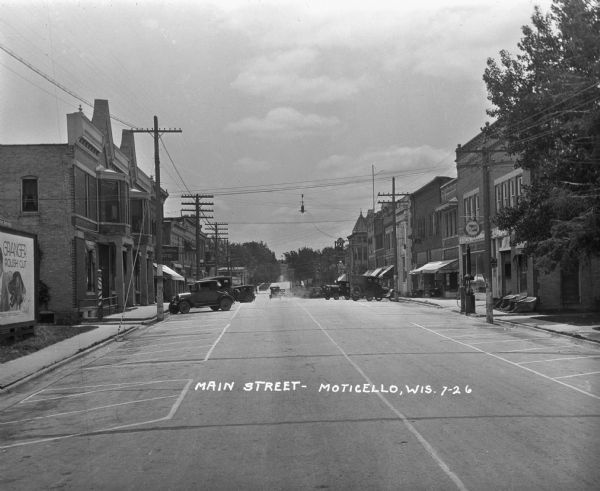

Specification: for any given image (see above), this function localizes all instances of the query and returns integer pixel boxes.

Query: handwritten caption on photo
[194,380,472,396]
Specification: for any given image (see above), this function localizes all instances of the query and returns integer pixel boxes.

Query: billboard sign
[0,227,36,326]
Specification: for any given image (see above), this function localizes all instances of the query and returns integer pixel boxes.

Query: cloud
[232,157,272,172]
[231,47,369,103]
[318,145,452,179]
[226,107,340,139]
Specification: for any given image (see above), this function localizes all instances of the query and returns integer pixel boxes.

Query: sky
[0,0,553,258]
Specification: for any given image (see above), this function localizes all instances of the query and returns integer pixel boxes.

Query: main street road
[1,294,599,490]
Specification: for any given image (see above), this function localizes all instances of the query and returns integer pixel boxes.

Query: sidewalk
[0,304,169,391]
[395,296,600,344]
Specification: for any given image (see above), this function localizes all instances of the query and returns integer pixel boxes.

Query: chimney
[91,99,115,160]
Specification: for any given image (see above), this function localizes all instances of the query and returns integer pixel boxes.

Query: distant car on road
[169,279,235,314]
[308,287,323,298]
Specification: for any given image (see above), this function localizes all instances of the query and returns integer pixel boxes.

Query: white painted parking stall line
[19,379,191,403]
[203,307,242,361]
[0,379,193,450]
[517,355,600,365]
[105,345,215,358]
[554,371,600,379]
[468,338,540,346]
[504,347,550,353]
[410,321,600,400]
[2,395,179,426]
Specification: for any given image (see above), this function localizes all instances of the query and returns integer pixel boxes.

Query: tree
[229,241,280,284]
[483,0,600,271]
[283,246,341,284]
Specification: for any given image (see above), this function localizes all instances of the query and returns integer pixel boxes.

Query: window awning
[336,274,347,282]
[371,267,385,277]
[363,270,374,277]
[377,265,394,278]
[153,263,185,281]
[409,259,458,275]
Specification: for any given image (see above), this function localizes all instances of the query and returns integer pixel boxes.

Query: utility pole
[379,178,409,301]
[206,222,228,275]
[131,117,181,321]
[181,194,214,279]
[481,132,494,324]
[456,125,496,324]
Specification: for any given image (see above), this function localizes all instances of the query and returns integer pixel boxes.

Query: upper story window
[495,173,524,213]
[99,179,129,223]
[74,167,98,221]
[22,177,38,212]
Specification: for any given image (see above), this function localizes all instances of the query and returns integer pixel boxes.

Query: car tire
[333,295,339,300]
[366,296,373,302]
[375,297,382,301]
[219,297,233,311]
[178,301,191,314]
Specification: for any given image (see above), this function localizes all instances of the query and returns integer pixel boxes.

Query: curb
[493,317,600,345]
[396,296,599,345]
[0,316,163,393]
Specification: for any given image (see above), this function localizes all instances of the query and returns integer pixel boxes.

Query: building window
[516,175,523,204]
[495,184,502,212]
[100,180,120,222]
[86,250,95,292]
[22,177,38,212]
[509,179,516,207]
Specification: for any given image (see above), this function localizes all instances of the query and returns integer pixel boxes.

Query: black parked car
[169,279,235,314]
[322,284,340,300]
[232,285,256,303]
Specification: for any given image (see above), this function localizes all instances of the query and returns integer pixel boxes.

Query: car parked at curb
[169,279,235,314]
[232,284,256,303]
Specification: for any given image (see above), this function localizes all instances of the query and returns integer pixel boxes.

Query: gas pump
[463,245,476,314]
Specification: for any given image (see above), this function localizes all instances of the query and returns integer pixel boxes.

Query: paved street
[1,294,599,490]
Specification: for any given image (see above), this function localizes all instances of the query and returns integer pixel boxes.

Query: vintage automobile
[351,275,389,301]
[308,286,323,298]
[269,286,285,299]
[232,284,256,303]
[204,276,234,294]
[336,279,352,300]
[169,278,235,313]
[322,284,341,300]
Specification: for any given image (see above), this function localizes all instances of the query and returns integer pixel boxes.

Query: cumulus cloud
[231,47,369,103]
[318,145,453,180]
[226,107,340,139]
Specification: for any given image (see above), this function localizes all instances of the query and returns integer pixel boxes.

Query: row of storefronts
[345,129,600,311]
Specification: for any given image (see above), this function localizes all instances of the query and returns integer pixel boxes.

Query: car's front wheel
[178,301,191,314]
[219,297,233,311]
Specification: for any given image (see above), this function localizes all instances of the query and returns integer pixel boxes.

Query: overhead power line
[0,42,137,128]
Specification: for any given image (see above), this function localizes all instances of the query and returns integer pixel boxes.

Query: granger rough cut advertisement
[0,229,35,325]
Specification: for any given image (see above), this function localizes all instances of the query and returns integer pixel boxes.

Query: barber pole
[97,269,103,319]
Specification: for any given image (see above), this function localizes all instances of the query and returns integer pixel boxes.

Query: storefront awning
[153,263,185,281]
[363,270,374,277]
[371,267,385,277]
[377,265,394,278]
[409,259,458,275]
[336,274,347,282]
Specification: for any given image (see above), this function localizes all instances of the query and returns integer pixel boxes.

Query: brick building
[395,196,412,296]
[408,176,455,295]
[346,211,369,284]
[0,100,163,323]
[457,129,600,310]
